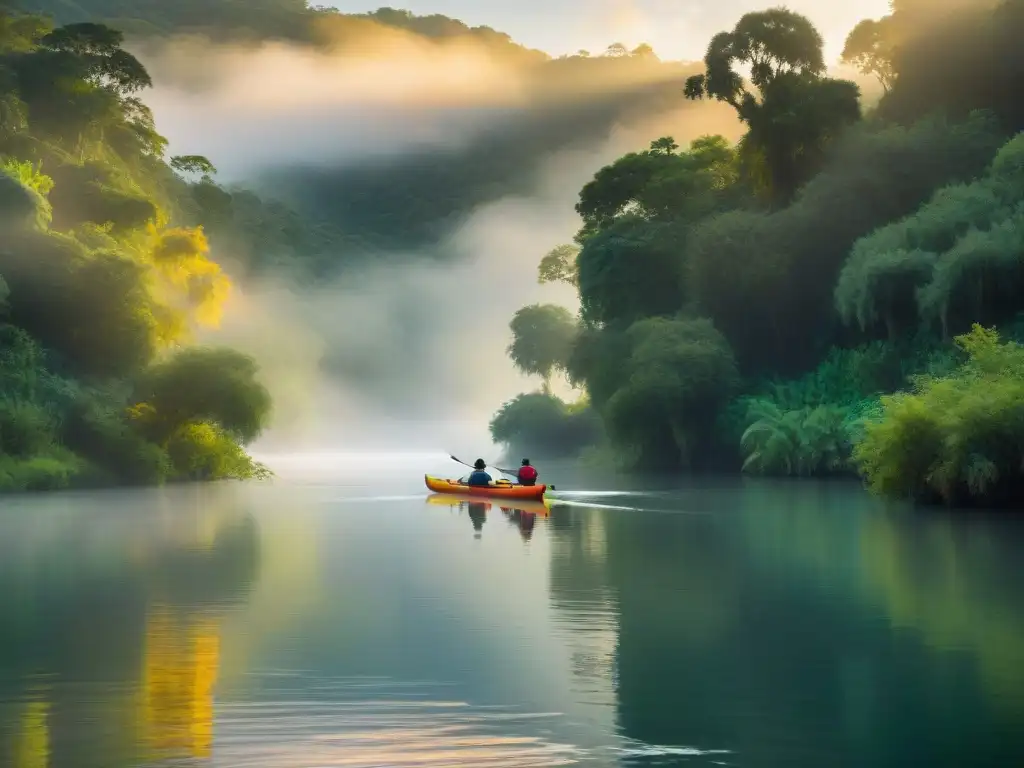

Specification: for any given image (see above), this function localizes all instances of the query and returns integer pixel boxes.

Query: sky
[324,0,892,63]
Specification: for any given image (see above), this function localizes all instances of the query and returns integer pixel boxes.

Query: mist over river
[1,455,1022,767]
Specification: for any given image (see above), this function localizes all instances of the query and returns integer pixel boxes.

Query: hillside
[11,2,721,255]
[17,1,545,59]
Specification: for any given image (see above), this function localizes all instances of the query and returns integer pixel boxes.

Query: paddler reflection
[466,501,488,537]
[502,507,537,541]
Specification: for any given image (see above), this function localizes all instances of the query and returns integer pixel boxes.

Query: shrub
[61,394,171,486]
[165,421,270,481]
[132,347,271,444]
[489,392,601,458]
[0,399,56,457]
[0,448,85,492]
[853,324,1024,505]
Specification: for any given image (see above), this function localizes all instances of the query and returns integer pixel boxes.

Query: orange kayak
[424,475,547,501]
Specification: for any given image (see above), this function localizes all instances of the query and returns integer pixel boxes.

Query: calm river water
[0,454,1022,767]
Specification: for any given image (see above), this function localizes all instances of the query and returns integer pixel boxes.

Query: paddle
[449,455,515,480]
[448,455,555,491]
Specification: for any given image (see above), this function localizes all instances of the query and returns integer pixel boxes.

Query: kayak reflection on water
[423,494,549,541]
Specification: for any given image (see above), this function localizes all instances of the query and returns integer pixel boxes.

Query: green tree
[507,303,578,391]
[39,22,151,94]
[6,20,154,148]
[489,392,600,458]
[575,135,741,239]
[0,9,50,52]
[0,161,50,228]
[684,8,861,204]
[687,209,788,368]
[577,216,685,327]
[836,132,1024,340]
[604,317,739,469]
[564,323,632,409]
[170,154,217,177]
[879,0,1024,131]
[47,161,157,231]
[130,347,272,444]
[631,43,656,59]
[688,112,1003,373]
[648,136,677,154]
[537,243,579,286]
[841,18,896,92]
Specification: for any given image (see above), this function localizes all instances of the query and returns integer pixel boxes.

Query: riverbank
[494,321,1024,508]
[491,1,1024,509]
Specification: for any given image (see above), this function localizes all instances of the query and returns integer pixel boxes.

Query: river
[0,454,1022,767]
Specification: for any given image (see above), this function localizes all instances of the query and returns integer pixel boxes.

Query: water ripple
[208,676,588,767]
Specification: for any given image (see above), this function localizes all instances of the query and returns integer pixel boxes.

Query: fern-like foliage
[740,400,853,476]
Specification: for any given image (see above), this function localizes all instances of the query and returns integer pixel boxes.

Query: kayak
[424,475,547,501]
[425,493,550,515]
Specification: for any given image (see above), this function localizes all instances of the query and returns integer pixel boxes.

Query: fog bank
[140,34,741,454]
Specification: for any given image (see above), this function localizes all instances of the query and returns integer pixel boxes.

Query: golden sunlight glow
[13,699,49,768]
[140,604,221,760]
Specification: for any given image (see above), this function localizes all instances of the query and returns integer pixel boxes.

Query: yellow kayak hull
[424,475,547,502]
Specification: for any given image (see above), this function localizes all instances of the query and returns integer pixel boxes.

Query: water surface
[1,456,1022,767]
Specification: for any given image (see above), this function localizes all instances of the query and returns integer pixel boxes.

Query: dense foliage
[854,325,1024,507]
[489,392,600,460]
[0,8,272,490]
[492,0,1024,507]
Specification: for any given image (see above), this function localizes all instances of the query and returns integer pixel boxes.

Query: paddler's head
[474,458,486,469]
[521,458,531,466]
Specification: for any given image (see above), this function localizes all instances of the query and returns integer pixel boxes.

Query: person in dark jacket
[517,458,538,486]
[465,458,494,486]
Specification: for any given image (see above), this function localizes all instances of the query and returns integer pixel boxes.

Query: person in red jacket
[517,458,538,486]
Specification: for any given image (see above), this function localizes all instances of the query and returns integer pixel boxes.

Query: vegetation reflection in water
[0,480,1023,767]
[0,484,259,768]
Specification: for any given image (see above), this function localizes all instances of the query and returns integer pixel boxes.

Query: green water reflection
[0,476,1020,767]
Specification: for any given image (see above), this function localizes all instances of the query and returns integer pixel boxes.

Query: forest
[0,0,720,491]
[492,0,1024,507]
[5,0,1024,505]
[0,7,280,489]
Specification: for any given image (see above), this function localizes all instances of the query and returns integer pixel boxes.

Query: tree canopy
[506,303,578,391]
[684,8,861,205]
